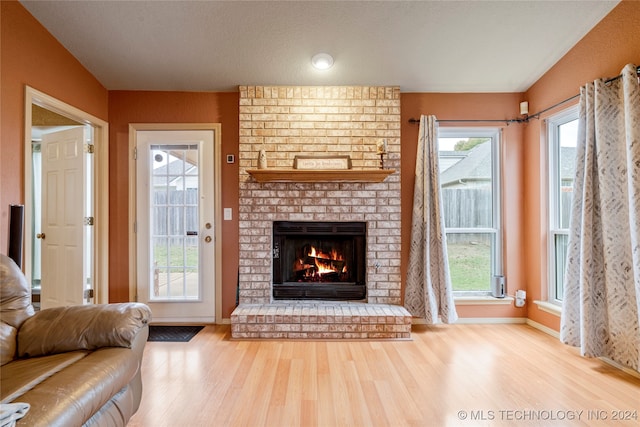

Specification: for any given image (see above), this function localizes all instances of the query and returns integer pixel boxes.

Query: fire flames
[294,245,347,281]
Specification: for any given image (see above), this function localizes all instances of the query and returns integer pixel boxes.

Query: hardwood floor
[128,324,640,427]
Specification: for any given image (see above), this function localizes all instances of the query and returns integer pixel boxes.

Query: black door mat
[148,325,204,342]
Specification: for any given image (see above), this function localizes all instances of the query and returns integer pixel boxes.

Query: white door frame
[129,123,223,323]
[24,86,109,304]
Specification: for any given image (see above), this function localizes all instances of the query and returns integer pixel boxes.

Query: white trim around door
[129,123,223,324]
[24,86,109,305]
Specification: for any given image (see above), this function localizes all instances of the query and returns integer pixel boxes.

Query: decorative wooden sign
[293,155,352,170]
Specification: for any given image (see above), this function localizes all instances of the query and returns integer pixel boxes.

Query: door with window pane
[136,130,215,322]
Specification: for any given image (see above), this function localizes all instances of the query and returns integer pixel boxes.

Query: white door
[40,127,93,308]
[136,130,215,322]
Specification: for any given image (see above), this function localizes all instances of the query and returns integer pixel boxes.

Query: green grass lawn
[447,241,491,292]
[153,243,198,271]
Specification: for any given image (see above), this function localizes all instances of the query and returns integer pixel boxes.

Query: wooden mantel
[246,168,396,183]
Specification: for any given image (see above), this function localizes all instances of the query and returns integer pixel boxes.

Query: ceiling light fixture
[311,53,334,70]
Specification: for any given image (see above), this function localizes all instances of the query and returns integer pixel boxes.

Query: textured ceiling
[20,0,619,92]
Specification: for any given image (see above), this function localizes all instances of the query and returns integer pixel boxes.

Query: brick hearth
[231,302,411,339]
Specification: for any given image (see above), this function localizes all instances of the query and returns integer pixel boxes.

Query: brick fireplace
[231,85,411,339]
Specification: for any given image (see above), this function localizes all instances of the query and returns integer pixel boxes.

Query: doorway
[129,124,222,323]
[24,86,109,306]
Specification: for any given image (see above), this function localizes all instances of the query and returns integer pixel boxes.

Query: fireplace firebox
[272,221,366,300]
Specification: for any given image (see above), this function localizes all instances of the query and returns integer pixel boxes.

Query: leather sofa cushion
[18,303,151,358]
[0,351,88,403]
[0,254,35,330]
[83,385,136,427]
[0,254,35,366]
[0,322,17,366]
[5,347,140,427]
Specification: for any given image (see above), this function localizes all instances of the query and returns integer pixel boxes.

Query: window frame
[438,127,503,296]
[547,107,579,305]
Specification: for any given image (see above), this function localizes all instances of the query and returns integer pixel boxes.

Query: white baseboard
[454,317,527,324]
[412,317,526,325]
[150,317,215,324]
[598,357,640,379]
[526,318,560,338]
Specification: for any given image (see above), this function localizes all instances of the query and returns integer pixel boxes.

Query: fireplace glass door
[273,221,366,300]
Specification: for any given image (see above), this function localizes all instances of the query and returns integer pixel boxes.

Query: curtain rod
[408,117,525,125]
[408,65,640,125]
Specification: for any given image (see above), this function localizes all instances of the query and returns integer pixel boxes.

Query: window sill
[454,296,514,305]
[533,300,562,317]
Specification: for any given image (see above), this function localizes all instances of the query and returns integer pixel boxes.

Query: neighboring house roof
[438,143,577,187]
[439,151,467,173]
[440,141,492,187]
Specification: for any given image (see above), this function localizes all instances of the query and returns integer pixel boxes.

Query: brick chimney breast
[238,86,401,305]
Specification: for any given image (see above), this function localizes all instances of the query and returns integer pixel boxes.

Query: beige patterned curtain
[404,115,458,324]
[560,64,640,372]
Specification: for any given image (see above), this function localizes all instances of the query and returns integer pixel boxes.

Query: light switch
[223,208,232,220]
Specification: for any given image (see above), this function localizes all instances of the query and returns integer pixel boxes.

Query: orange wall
[108,91,239,317]
[523,0,640,331]
[0,1,108,252]
[401,93,526,319]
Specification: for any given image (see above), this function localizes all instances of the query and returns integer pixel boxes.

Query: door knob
[37,233,46,239]
[204,236,212,243]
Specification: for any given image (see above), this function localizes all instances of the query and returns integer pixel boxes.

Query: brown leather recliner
[0,254,152,426]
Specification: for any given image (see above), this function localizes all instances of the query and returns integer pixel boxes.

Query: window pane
[439,138,493,228]
[441,187,492,228]
[558,120,578,229]
[549,114,578,303]
[554,233,569,301]
[149,145,200,300]
[438,132,500,295]
[446,233,493,292]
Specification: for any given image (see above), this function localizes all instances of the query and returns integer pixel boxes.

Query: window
[548,108,578,303]
[438,128,502,295]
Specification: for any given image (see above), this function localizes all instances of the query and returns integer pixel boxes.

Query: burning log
[303,255,345,273]
[293,258,314,272]
[292,245,348,282]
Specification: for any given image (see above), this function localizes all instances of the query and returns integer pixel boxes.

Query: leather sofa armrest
[16,303,152,358]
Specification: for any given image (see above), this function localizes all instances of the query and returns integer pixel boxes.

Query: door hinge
[84,289,94,300]
[133,147,137,160]
[84,216,95,226]
[84,143,95,154]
